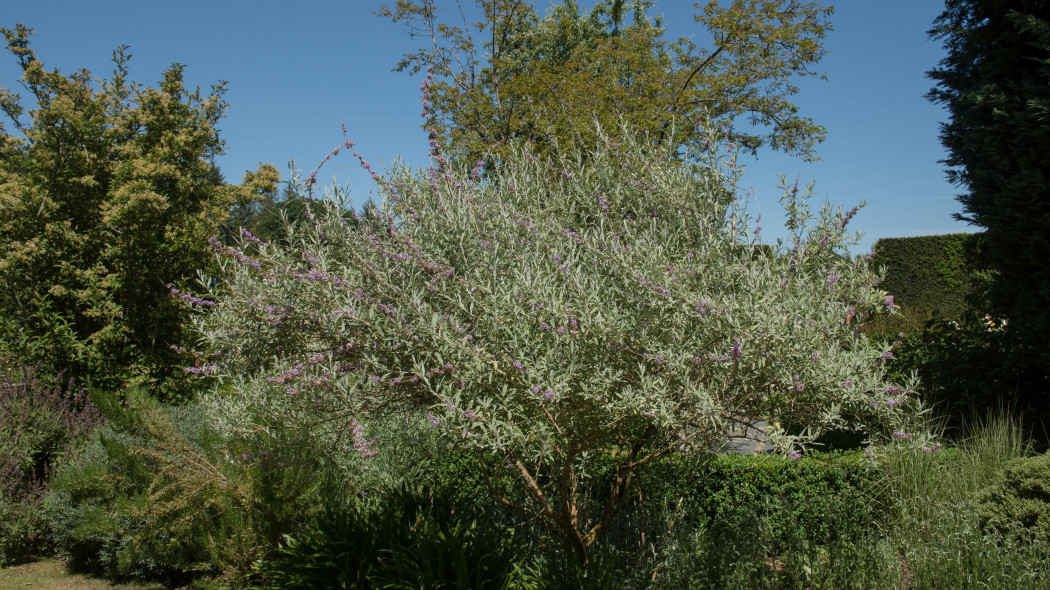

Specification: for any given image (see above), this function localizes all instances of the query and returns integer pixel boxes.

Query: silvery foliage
[186,127,921,489]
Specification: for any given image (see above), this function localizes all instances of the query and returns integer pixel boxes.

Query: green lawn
[0,559,166,590]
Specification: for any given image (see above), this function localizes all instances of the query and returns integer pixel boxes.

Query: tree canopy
[377,0,834,165]
[0,24,278,394]
[926,1,1050,371]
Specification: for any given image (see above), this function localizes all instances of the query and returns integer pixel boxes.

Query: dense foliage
[0,25,278,394]
[865,232,1050,428]
[870,233,990,320]
[183,114,921,565]
[378,0,834,165]
[976,450,1050,542]
[0,365,101,565]
[256,451,883,590]
[44,387,320,582]
[257,485,526,589]
[225,182,327,246]
[926,1,1050,371]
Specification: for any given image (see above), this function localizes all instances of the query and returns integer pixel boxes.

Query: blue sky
[2,1,973,254]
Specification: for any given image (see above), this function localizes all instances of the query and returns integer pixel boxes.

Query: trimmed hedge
[871,233,990,320]
[426,448,881,548]
[258,449,883,589]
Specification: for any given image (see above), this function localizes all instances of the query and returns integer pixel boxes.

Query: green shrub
[976,451,1050,542]
[426,448,885,587]
[882,315,1050,430]
[623,452,880,546]
[192,123,921,567]
[255,485,525,590]
[44,387,322,583]
[0,366,101,566]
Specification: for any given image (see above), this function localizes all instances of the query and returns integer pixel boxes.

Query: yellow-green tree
[0,24,277,396]
[378,0,834,165]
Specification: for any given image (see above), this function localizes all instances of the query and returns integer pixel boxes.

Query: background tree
[0,24,278,395]
[227,182,310,245]
[926,2,1050,377]
[377,0,834,166]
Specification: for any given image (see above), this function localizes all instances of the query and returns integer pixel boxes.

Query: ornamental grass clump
[185,118,922,565]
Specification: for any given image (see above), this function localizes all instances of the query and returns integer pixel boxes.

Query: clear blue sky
[2,1,973,254]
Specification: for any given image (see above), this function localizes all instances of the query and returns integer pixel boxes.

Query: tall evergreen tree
[927,1,1050,372]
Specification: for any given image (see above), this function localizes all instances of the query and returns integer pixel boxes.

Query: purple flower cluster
[636,275,672,298]
[168,285,216,308]
[531,384,555,400]
[561,228,585,245]
[730,338,743,362]
[596,191,608,214]
[208,235,263,273]
[291,267,331,283]
[240,228,264,244]
[350,420,377,459]
[840,206,859,228]
[423,363,455,380]
[792,375,804,392]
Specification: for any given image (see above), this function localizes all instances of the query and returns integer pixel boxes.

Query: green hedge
[871,233,990,320]
[426,448,880,547]
[976,451,1050,542]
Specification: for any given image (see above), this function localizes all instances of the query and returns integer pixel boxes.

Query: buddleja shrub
[186,125,921,565]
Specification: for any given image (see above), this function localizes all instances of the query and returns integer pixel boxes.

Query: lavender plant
[185,116,921,565]
[0,366,101,565]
